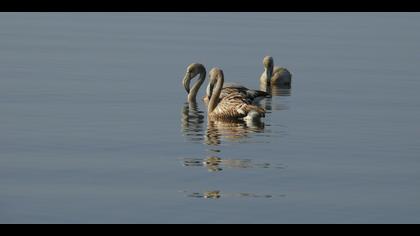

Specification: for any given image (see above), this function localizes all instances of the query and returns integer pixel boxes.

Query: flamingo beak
[266,68,273,85]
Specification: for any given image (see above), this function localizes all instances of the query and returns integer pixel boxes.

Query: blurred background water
[0,13,419,223]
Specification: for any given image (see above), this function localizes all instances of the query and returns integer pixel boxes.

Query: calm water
[1,13,420,224]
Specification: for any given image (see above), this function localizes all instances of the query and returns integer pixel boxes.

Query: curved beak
[183,73,191,94]
[266,67,273,85]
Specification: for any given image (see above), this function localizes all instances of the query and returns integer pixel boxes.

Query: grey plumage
[260,56,292,87]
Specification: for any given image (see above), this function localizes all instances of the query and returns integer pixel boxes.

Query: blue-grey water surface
[1,13,420,223]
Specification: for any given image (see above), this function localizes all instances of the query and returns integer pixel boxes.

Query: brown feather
[209,91,265,121]
[207,68,266,121]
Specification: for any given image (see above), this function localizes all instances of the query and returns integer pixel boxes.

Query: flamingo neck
[264,67,272,85]
[208,73,224,113]
[188,70,205,103]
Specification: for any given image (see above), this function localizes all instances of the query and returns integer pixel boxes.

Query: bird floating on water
[206,68,266,122]
[259,56,292,88]
[183,63,269,105]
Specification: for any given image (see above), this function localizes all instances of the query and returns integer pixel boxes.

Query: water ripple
[181,156,285,172]
[180,190,285,199]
